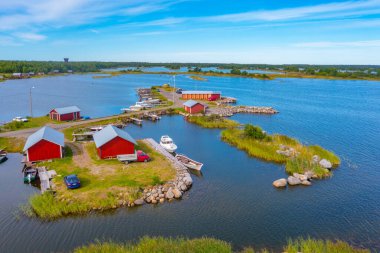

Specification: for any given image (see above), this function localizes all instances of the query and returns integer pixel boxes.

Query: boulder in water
[273,178,287,188]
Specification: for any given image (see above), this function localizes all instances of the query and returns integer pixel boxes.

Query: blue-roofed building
[93,125,137,159]
[50,106,81,121]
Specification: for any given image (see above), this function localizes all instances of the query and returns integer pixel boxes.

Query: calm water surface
[0,74,379,252]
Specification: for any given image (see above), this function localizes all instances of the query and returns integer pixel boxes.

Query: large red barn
[23,126,65,162]
[49,106,81,121]
[93,125,137,159]
[183,100,206,114]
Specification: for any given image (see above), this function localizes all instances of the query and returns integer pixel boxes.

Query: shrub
[244,124,267,140]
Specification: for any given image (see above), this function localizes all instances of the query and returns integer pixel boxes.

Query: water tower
[64,58,69,63]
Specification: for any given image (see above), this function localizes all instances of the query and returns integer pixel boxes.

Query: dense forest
[0,60,379,79]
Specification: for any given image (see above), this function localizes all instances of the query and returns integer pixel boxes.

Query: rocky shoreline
[272,155,334,188]
[129,138,193,207]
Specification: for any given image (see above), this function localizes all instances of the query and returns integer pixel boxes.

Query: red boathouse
[93,125,137,159]
[49,106,81,121]
[23,126,65,162]
[183,100,206,114]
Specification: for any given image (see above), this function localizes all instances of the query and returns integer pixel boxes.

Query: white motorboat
[175,154,203,171]
[160,135,177,153]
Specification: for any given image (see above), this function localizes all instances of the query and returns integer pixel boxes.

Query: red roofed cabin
[181,91,221,101]
[23,126,65,162]
[50,106,81,121]
[183,100,206,114]
[93,125,137,159]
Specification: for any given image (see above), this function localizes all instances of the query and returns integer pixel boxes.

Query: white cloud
[14,32,46,41]
[201,0,380,22]
[293,40,380,48]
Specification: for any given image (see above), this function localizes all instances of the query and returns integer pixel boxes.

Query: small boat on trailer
[175,154,203,171]
[0,149,7,163]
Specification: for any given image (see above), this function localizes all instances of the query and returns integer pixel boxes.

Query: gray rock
[293,173,302,179]
[183,176,193,186]
[159,194,165,198]
[272,178,287,188]
[304,171,315,179]
[180,183,187,191]
[299,174,308,181]
[166,188,174,199]
[159,198,165,203]
[319,159,332,169]
[173,188,182,199]
[312,155,320,163]
[145,196,152,203]
[134,199,144,205]
[301,180,312,186]
[288,176,301,186]
[151,199,157,204]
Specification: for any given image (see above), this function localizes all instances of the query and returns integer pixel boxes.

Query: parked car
[13,116,28,122]
[117,150,151,164]
[64,174,81,189]
[176,88,183,94]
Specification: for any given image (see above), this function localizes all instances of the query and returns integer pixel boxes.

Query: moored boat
[175,154,203,171]
[0,149,7,163]
[24,168,37,183]
[160,135,177,153]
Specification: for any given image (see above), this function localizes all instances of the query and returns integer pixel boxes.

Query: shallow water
[0,74,379,252]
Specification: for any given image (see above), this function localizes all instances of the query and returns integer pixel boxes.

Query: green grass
[73,237,369,253]
[187,115,239,128]
[221,127,340,178]
[284,237,369,253]
[0,116,62,132]
[0,137,25,152]
[28,140,176,219]
[74,237,232,253]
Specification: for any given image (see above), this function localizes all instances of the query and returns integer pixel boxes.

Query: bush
[244,124,268,140]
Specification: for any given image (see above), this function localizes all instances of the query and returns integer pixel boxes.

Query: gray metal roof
[182,90,221,95]
[53,106,80,115]
[93,125,137,148]
[23,126,64,151]
[183,100,201,108]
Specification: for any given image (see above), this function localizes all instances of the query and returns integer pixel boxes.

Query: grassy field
[0,137,25,152]
[187,115,239,128]
[221,127,340,178]
[0,116,62,132]
[74,237,369,253]
[29,140,176,219]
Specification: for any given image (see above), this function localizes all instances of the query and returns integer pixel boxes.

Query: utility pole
[172,75,176,105]
[30,86,35,117]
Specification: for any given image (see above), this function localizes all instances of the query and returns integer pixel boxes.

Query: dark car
[64,174,81,189]
[176,88,183,94]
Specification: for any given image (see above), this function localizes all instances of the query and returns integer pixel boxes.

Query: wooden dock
[37,167,57,193]
[143,113,161,121]
[143,138,188,172]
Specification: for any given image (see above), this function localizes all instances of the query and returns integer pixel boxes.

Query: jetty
[142,113,161,121]
[208,105,278,117]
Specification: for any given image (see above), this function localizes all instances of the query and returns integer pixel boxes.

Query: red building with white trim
[93,125,137,159]
[23,126,65,162]
[49,106,81,121]
[183,100,206,114]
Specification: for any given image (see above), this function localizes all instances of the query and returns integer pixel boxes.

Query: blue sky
[1,0,380,64]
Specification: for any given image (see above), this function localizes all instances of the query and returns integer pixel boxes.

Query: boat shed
[183,100,206,114]
[93,125,137,159]
[49,106,81,121]
[181,91,221,101]
[23,126,65,162]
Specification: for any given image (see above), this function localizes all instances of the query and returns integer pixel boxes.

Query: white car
[13,116,28,122]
